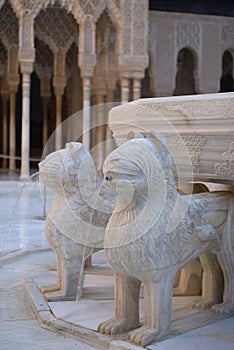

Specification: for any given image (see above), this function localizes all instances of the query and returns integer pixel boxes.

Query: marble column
[20,73,31,179]
[121,77,130,104]
[53,50,66,151]
[19,9,35,179]
[96,93,106,170]
[9,91,16,173]
[42,96,49,150]
[82,76,91,151]
[105,90,115,158]
[7,48,20,173]
[1,94,8,169]
[133,78,142,100]
[55,94,62,150]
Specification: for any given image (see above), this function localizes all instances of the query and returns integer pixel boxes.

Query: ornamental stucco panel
[0,2,18,48]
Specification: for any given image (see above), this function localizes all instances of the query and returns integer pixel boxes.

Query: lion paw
[40,283,61,294]
[211,302,234,315]
[98,317,138,335]
[45,290,76,301]
[128,326,163,346]
[190,298,218,310]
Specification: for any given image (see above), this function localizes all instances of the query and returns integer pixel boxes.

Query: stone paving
[0,179,234,350]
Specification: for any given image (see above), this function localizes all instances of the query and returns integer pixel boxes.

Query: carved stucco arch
[0,40,7,77]
[35,5,79,54]
[175,46,200,94]
[222,48,234,77]
[0,1,18,48]
[94,0,121,28]
[0,0,19,17]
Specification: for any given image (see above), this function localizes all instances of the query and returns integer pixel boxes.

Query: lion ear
[66,142,84,168]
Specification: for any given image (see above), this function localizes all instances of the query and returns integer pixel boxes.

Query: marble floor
[1,179,234,350]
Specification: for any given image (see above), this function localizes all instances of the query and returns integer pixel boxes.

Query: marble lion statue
[98,134,234,346]
[39,142,115,301]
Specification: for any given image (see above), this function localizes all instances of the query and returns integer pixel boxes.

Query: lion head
[39,142,95,197]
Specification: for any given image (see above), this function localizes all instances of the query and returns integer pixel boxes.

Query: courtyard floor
[0,177,233,350]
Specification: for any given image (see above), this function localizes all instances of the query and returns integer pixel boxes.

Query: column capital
[20,61,34,74]
[7,74,20,93]
[78,54,96,78]
[118,66,146,80]
[53,76,67,96]
[19,10,35,74]
[78,15,96,77]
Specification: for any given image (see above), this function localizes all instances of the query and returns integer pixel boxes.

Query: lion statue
[98,134,234,346]
[39,142,115,301]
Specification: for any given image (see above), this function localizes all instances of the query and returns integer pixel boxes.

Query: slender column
[20,73,31,179]
[96,94,105,170]
[19,10,35,179]
[105,90,115,158]
[9,92,16,173]
[133,78,142,100]
[39,77,52,151]
[121,77,130,104]
[53,50,66,151]
[42,97,49,149]
[7,47,20,173]
[55,94,62,150]
[82,77,91,151]
[78,15,96,152]
[2,95,8,169]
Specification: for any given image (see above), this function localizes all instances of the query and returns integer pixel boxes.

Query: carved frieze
[169,134,206,168]
[215,142,234,178]
[222,25,234,44]
[176,22,200,50]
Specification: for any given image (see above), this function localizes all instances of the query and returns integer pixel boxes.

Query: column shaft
[42,98,49,150]
[9,92,16,172]
[121,77,130,104]
[82,77,91,150]
[105,91,115,158]
[133,78,142,100]
[2,96,8,169]
[96,94,105,170]
[20,73,31,179]
[55,94,62,150]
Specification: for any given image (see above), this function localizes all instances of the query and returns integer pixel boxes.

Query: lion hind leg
[190,252,223,310]
[212,200,234,315]
[211,249,234,315]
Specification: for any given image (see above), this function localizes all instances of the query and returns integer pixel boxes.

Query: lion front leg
[45,258,84,301]
[40,255,62,294]
[98,273,141,335]
[128,270,175,347]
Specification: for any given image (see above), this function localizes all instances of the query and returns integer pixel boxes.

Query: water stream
[0,172,44,253]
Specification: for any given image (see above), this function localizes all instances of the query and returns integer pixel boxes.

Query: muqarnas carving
[98,134,234,347]
[39,142,114,301]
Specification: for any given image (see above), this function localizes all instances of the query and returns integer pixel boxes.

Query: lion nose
[105,175,112,181]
